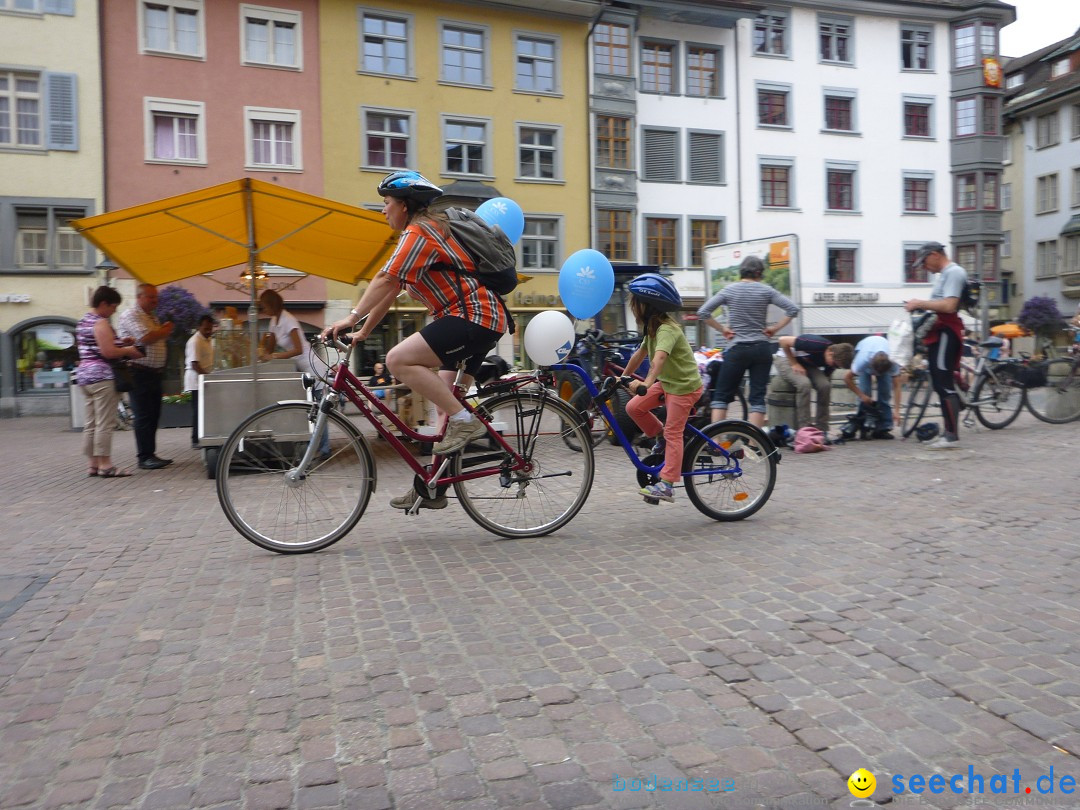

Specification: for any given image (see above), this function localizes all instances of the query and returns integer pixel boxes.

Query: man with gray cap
[904,242,967,449]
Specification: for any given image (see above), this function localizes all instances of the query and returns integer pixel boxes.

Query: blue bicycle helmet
[628,273,682,312]
[377,170,443,205]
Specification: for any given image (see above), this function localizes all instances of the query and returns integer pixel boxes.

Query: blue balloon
[475,197,524,244]
[558,249,614,320]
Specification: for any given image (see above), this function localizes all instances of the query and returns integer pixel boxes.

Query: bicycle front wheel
[971,372,1024,429]
[901,375,932,438]
[563,385,608,452]
[216,402,375,554]
[1025,359,1080,424]
[455,392,595,538]
[682,420,777,522]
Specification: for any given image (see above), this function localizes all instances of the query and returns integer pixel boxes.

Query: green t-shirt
[643,320,702,396]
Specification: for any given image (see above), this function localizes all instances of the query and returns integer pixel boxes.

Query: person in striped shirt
[325,171,508,510]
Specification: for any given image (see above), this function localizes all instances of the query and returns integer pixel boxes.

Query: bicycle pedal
[643,496,660,505]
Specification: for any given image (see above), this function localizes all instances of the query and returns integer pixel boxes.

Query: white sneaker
[924,436,959,450]
[432,417,488,455]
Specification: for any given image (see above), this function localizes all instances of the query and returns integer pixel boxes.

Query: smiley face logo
[848,768,876,798]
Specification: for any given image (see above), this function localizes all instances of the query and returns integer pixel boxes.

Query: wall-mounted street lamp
[95,256,118,287]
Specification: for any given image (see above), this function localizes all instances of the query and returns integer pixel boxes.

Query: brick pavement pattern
[1,413,1079,809]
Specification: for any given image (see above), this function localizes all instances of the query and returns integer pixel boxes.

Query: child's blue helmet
[628,273,682,312]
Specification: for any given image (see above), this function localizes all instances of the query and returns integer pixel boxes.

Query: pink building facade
[101,0,326,325]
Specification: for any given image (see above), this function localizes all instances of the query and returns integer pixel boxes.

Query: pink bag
[793,426,830,454]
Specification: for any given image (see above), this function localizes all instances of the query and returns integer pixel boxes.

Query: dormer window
[1005,72,1023,89]
[1051,57,1070,79]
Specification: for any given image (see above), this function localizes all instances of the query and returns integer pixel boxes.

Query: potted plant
[1017,296,1064,358]
[156,285,211,395]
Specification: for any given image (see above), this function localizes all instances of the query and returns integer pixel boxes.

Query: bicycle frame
[300,355,534,491]
[550,362,748,481]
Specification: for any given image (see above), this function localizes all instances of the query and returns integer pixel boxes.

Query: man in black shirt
[772,335,854,432]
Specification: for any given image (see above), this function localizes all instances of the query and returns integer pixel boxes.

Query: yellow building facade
[319,0,595,367]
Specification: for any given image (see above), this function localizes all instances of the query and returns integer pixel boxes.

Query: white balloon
[524,310,575,366]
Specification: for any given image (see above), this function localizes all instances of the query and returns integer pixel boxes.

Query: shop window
[14,321,77,393]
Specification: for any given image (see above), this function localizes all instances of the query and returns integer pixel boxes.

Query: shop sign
[0,293,31,303]
[812,292,880,303]
[511,292,563,307]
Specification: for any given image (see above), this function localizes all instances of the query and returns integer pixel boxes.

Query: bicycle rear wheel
[455,392,594,538]
[1025,359,1080,423]
[901,375,932,437]
[971,372,1024,429]
[216,402,375,554]
[682,421,777,521]
[563,385,608,452]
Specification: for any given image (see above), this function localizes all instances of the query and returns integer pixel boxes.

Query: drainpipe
[734,17,743,242]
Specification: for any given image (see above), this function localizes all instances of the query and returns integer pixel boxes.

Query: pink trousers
[625,382,703,484]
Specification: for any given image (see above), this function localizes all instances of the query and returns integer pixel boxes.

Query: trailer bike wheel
[682,420,777,522]
[216,402,375,554]
[1025,359,1080,424]
[971,373,1024,430]
[901,375,932,438]
[455,392,595,538]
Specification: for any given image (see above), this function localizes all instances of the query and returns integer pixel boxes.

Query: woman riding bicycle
[324,170,508,509]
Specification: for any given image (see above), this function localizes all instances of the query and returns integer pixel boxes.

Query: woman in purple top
[76,286,144,477]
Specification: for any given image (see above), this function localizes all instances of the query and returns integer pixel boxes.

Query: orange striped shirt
[380,219,507,334]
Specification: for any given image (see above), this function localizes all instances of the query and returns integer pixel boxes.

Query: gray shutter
[44,0,76,15]
[45,72,78,151]
[688,132,722,184]
[642,129,677,182]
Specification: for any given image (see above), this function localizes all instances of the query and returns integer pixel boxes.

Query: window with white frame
[956,173,977,210]
[443,117,488,175]
[1036,112,1059,148]
[901,24,932,70]
[982,96,999,134]
[362,108,411,170]
[642,128,678,182]
[825,161,857,211]
[690,219,723,266]
[954,97,976,137]
[1065,235,1080,276]
[1037,173,1059,214]
[1073,103,1080,139]
[819,14,853,64]
[521,216,559,270]
[1036,240,1057,279]
[359,9,410,76]
[245,107,300,169]
[823,89,856,132]
[760,157,794,208]
[956,244,976,274]
[1001,181,1012,210]
[686,45,720,97]
[141,1,203,57]
[687,130,723,184]
[827,242,858,283]
[903,96,934,138]
[241,5,300,69]
[982,244,998,281]
[515,33,557,93]
[145,97,204,163]
[1001,230,1011,258]
[640,40,675,94]
[1073,167,1080,208]
[0,71,41,148]
[13,206,88,270]
[903,172,933,213]
[953,21,995,69]
[757,82,791,128]
[1051,57,1070,79]
[1,0,43,11]
[518,124,559,180]
[1005,72,1023,89]
[754,8,788,57]
[441,23,487,85]
[982,172,999,209]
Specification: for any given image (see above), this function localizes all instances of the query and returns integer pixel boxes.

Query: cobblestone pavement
[2,411,1080,810]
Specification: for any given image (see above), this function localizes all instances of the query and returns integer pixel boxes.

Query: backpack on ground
[435,207,519,333]
[793,426,830,454]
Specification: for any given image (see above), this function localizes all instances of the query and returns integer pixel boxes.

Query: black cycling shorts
[420,316,503,377]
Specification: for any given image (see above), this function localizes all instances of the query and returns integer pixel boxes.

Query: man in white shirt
[843,335,903,435]
[185,315,215,448]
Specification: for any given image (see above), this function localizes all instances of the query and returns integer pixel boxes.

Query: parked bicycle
[216,335,596,554]
[555,365,779,521]
[901,336,1028,436]
[1023,326,1080,424]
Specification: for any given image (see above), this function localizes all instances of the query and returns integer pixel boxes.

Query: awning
[801,305,975,335]
[72,178,397,286]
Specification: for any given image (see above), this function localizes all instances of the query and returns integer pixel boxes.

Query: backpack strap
[432,260,516,335]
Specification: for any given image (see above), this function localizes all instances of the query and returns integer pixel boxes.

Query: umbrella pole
[244,180,260,405]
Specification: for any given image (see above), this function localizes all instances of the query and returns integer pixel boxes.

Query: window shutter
[45,72,79,151]
[643,129,677,182]
[44,0,76,15]
[688,132,722,184]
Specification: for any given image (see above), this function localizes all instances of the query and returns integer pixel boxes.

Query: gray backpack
[438,207,519,296]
